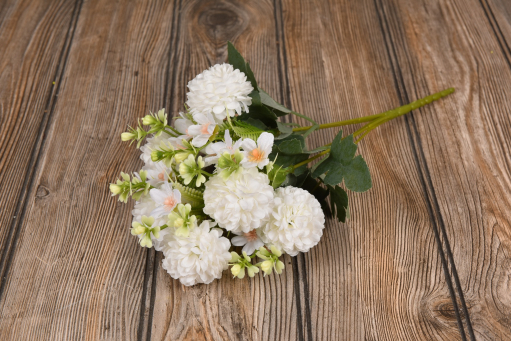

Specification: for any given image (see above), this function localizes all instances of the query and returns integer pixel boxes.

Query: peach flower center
[158,172,165,180]
[201,124,210,134]
[164,197,177,211]
[244,230,258,242]
[248,148,264,162]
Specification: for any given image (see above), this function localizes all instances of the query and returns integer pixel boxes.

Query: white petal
[241,139,257,152]
[231,236,248,246]
[257,132,274,153]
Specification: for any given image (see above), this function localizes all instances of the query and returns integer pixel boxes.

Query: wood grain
[0,0,175,339]
[376,0,511,339]
[1,0,511,339]
[149,1,307,340]
[279,0,466,339]
[0,0,78,291]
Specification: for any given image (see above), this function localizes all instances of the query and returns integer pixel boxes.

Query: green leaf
[259,89,291,117]
[276,122,293,140]
[327,185,349,223]
[245,63,258,91]
[248,105,278,128]
[228,42,247,75]
[331,133,357,164]
[311,130,372,192]
[343,155,372,192]
[232,121,265,140]
[276,138,303,155]
[268,166,292,188]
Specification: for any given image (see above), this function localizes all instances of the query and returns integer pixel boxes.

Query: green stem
[292,149,330,170]
[201,170,214,177]
[165,125,181,136]
[293,87,455,132]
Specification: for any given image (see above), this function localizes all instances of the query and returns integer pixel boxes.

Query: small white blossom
[262,186,325,256]
[140,134,169,168]
[204,130,243,165]
[187,113,217,147]
[241,132,274,169]
[203,167,274,233]
[149,182,181,218]
[161,220,231,286]
[186,63,253,122]
[144,162,173,187]
[231,229,265,255]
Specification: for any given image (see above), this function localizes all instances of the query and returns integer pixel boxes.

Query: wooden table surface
[1,0,511,340]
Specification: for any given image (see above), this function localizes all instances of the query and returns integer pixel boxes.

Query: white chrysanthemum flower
[262,186,325,256]
[149,182,181,218]
[161,220,231,286]
[187,113,217,147]
[186,63,253,122]
[241,132,274,169]
[231,229,265,255]
[140,134,169,168]
[203,167,274,233]
[204,130,243,165]
[143,162,173,187]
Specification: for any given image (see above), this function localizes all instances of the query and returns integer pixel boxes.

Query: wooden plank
[375,0,511,339]
[149,1,308,340]
[0,0,176,339]
[279,0,467,339]
[0,0,78,290]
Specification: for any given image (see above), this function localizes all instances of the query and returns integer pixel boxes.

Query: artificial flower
[144,162,173,187]
[203,167,274,233]
[231,229,265,255]
[179,154,206,186]
[187,113,217,147]
[241,132,274,169]
[262,186,325,256]
[204,130,242,165]
[140,134,170,168]
[161,220,231,286]
[186,63,253,122]
[149,182,181,218]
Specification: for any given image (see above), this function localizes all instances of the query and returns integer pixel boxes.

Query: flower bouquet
[110,43,454,286]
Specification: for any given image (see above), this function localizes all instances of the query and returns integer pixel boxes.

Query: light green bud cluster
[179,155,206,187]
[256,245,285,275]
[168,203,197,237]
[229,251,260,279]
[109,170,151,203]
[131,215,163,248]
[217,150,244,179]
[151,139,195,168]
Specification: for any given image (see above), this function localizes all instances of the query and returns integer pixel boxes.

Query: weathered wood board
[0,0,510,340]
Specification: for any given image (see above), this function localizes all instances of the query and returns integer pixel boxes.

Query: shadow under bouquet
[110,43,454,286]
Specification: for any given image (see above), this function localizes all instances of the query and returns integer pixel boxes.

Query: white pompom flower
[186,63,253,122]
[262,186,325,256]
[161,220,231,286]
[187,113,217,147]
[204,130,243,165]
[149,182,181,218]
[203,167,274,233]
[241,132,274,169]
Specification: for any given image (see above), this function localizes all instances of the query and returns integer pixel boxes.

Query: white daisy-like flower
[203,167,274,233]
[140,134,169,168]
[231,229,265,255]
[186,63,253,122]
[241,132,274,169]
[169,113,193,146]
[132,195,168,250]
[149,182,181,218]
[143,162,173,187]
[204,130,243,165]
[187,113,217,147]
[161,220,231,286]
[262,186,325,256]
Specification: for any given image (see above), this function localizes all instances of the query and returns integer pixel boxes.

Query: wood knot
[35,185,50,198]
[196,3,247,44]
[434,300,464,321]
